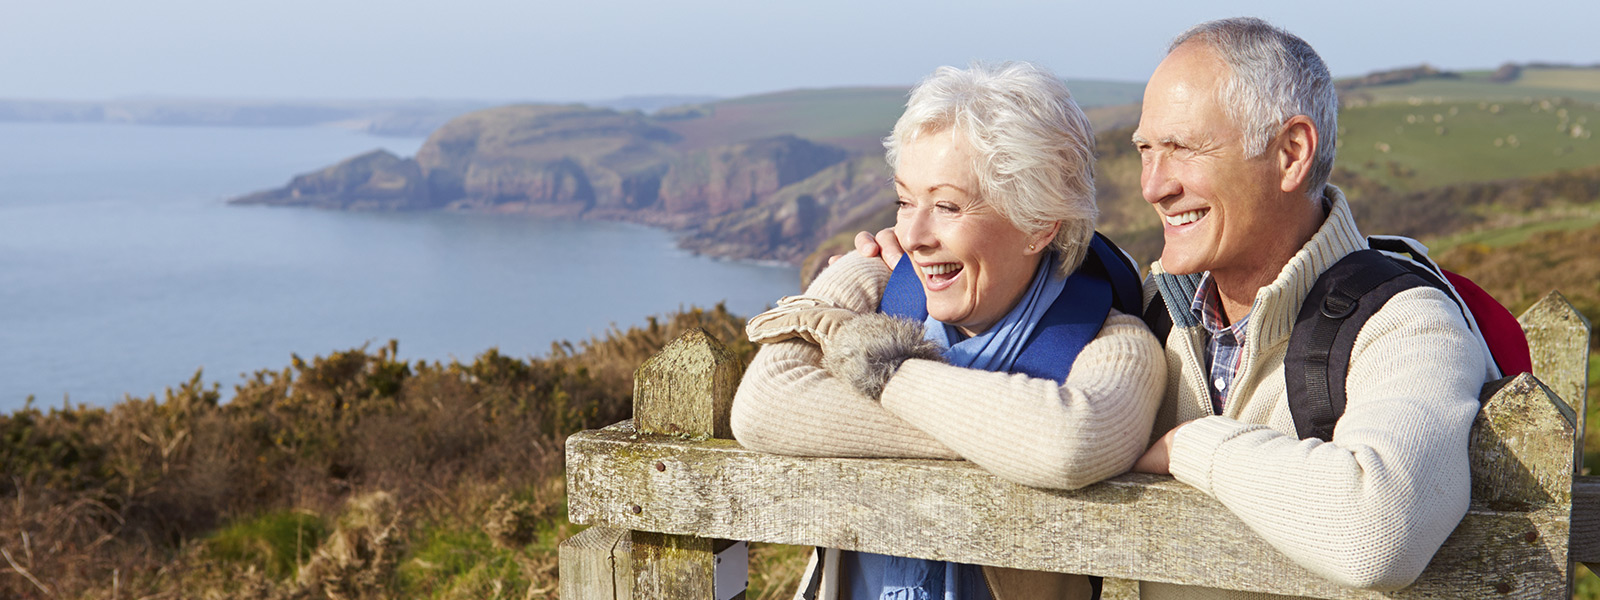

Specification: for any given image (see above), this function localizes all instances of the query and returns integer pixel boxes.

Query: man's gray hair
[1171,18,1338,200]
[884,62,1097,275]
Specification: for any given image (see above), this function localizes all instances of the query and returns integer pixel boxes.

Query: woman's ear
[1026,221,1061,255]
[1276,116,1318,194]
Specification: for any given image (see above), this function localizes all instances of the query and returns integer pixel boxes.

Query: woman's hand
[828,228,903,270]
[745,296,860,351]
[821,313,943,401]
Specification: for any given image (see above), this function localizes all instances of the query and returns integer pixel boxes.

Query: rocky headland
[230,97,904,265]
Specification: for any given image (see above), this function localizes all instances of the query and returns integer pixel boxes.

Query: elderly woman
[732,62,1164,600]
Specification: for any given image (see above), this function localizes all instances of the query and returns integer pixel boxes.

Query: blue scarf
[926,252,1066,371]
[845,255,1063,600]
[848,235,1137,600]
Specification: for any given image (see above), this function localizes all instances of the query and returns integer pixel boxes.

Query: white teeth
[920,263,960,276]
[1165,209,1207,226]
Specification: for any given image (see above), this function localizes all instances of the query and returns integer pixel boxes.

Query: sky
[2,0,1594,102]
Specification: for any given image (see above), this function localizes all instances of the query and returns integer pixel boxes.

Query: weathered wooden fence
[561,291,1595,600]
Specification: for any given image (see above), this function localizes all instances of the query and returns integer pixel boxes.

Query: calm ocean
[0,122,798,411]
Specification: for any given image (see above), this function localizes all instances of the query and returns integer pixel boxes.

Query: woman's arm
[730,253,959,459]
[877,312,1166,489]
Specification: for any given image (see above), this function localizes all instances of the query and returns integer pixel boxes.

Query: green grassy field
[1345,68,1600,105]
[660,79,1146,154]
[1335,96,1599,191]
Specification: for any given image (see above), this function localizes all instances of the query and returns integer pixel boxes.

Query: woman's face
[893,130,1052,337]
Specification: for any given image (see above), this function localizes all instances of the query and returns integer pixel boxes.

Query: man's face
[1133,42,1285,278]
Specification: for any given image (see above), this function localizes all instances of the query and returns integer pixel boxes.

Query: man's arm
[1168,287,1487,590]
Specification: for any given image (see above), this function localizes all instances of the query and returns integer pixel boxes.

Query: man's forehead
[1136,45,1228,138]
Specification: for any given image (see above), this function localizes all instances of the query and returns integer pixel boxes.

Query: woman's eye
[935,202,959,213]
[894,199,911,209]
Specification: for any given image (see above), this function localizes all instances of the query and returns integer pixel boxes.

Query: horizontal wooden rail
[563,294,1591,599]
[569,421,1586,600]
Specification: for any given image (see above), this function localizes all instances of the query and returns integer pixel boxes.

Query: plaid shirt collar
[1189,274,1250,413]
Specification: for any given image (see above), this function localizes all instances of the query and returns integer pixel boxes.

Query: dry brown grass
[0,305,755,599]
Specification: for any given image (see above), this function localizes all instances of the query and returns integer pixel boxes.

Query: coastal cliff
[232,101,876,262]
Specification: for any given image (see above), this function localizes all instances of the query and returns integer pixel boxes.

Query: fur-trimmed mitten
[822,313,945,401]
[745,295,861,352]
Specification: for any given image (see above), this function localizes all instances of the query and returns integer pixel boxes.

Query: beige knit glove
[745,295,861,352]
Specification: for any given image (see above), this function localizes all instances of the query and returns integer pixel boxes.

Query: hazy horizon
[3,0,1593,103]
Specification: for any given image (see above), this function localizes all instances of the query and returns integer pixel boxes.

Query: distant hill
[232,80,1145,264]
[0,98,497,137]
[1339,65,1600,106]
[229,65,1598,329]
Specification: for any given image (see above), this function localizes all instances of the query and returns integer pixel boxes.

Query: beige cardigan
[732,252,1166,490]
[1143,189,1493,599]
[732,251,1166,600]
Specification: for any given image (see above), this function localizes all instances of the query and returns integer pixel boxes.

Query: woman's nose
[896,209,937,252]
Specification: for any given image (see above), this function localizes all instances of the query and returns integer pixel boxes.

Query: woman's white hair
[1170,18,1338,201]
[884,62,1097,276]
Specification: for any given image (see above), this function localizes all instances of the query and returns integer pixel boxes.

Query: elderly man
[1126,17,1494,598]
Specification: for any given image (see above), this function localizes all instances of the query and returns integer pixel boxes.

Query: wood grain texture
[1101,577,1141,600]
[1518,292,1592,474]
[626,330,745,600]
[633,328,740,440]
[560,526,634,600]
[632,531,715,600]
[1470,374,1574,507]
[1574,476,1600,564]
[568,422,1571,600]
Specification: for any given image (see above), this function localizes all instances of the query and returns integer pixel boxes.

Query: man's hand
[1132,422,1190,475]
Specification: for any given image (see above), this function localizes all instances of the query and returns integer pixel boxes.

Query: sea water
[0,122,799,411]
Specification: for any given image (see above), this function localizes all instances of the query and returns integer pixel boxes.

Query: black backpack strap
[1286,250,1441,441]
[1142,292,1173,346]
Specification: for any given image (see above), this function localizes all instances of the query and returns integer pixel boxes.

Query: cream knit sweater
[731,252,1166,491]
[1143,189,1492,598]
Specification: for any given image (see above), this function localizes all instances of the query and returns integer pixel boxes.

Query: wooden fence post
[1467,374,1576,596]
[561,329,747,600]
[630,329,745,600]
[560,526,633,600]
[1518,291,1592,471]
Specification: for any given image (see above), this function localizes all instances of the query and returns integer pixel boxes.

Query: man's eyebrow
[1131,132,1150,145]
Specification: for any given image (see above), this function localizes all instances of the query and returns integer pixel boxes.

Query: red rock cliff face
[657,135,849,217]
[229,149,431,210]
[231,104,866,262]
[415,105,678,214]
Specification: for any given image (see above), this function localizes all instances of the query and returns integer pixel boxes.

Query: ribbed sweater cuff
[1168,416,1241,495]
[804,253,892,313]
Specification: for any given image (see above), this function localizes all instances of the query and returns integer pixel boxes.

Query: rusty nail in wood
[631,504,642,515]
[1495,582,1511,594]
[655,461,666,472]
[1524,531,1538,542]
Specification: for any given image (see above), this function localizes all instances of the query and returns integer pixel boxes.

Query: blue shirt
[1190,274,1250,415]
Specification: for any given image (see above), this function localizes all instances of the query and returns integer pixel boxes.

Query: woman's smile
[892,130,1050,336]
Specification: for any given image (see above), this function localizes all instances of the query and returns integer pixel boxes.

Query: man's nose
[1141,155,1182,204]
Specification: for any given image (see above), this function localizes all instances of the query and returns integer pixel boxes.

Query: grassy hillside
[1344,67,1600,105]
[1336,97,1597,190]
[660,79,1145,155]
